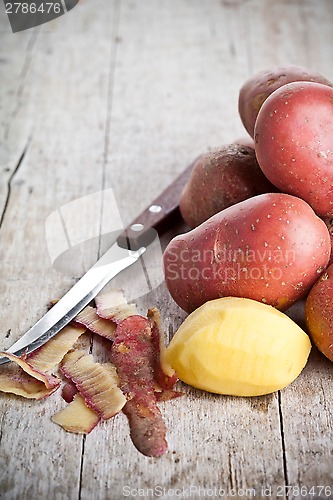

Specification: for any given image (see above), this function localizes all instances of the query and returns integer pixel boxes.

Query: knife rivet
[131,223,144,232]
[149,204,162,213]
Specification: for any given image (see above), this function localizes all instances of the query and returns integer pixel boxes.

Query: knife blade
[0,161,193,364]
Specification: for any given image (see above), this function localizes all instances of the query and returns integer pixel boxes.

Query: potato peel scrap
[155,389,184,402]
[0,324,86,400]
[60,350,127,420]
[111,315,168,457]
[26,324,86,372]
[52,393,100,434]
[61,380,78,403]
[0,365,59,400]
[148,307,178,390]
[75,306,116,340]
[0,352,60,399]
[0,290,181,457]
[95,289,137,323]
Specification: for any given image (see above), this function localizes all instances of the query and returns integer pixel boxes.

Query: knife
[0,162,193,365]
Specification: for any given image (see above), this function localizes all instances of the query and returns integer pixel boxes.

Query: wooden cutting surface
[0,1,333,499]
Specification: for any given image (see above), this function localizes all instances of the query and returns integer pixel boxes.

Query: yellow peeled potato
[165,297,311,396]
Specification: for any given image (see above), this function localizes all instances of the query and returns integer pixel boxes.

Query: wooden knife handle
[117,161,195,250]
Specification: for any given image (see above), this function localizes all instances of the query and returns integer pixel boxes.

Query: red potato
[179,144,275,228]
[305,264,333,362]
[163,193,330,313]
[255,82,333,217]
[322,217,333,266]
[239,65,332,137]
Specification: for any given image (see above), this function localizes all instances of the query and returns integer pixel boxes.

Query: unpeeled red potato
[165,297,311,396]
[322,217,333,265]
[305,264,333,362]
[179,144,275,228]
[254,81,333,217]
[164,193,331,313]
[239,65,332,137]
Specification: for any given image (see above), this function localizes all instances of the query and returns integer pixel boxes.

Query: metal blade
[0,243,146,364]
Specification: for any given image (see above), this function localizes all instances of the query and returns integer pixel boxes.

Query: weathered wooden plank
[80,1,285,498]
[250,0,333,492]
[0,1,119,498]
[0,0,333,498]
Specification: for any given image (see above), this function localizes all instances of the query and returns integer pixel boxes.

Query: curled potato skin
[238,65,332,138]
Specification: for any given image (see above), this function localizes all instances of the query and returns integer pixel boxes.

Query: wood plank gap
[0,136,31,228]
[0,410,5,447]
[78,435,87,500]
[102,0,122,172]
[79,2,122,492]
[278,390,289,490]
[98,0,122,260]
[4,29,39,140]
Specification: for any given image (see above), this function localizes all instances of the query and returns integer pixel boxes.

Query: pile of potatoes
[163,65,333,396]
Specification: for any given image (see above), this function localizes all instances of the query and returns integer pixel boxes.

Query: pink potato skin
[238,65,332,138]
[163,193,330,313]
[322,217,333,266]
[305,264,333,362]
[254,82,333,217]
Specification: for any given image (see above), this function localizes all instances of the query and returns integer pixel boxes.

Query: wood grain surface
[0,1,332,499]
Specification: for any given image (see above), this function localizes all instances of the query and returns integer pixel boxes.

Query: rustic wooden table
[1,1,333,499]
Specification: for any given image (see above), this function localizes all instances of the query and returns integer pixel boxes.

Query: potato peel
[0,291,180,456]
[0,352,61,399]
[75,306,116,340]
[61,380,78,403]
[26,324,86,372]
[148,307,178,390]
[95,290,137,323]
[52,393,100,434]
[111,315,168,457]
[0,352,60,390]
[60,350,127,420]
[0,365,59,400]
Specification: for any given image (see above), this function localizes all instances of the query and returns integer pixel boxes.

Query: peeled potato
[165,297,311,396]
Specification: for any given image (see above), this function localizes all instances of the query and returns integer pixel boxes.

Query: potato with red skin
[255,82,333,217]
[179,144,275,228]
[322,217,333,266]
[163,193,330,313]
[239,65,332,137]
[305,264,333,362]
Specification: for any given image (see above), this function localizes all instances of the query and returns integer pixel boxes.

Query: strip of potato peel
[74,306,116,339]
[26,324,86,372]
[0,324,86,399]
[95,289,137,323]
[0,352,61,399]
[111,315,168,457]
[52,393,100,434]
[60,350,127,420]
[148,307,178,390]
